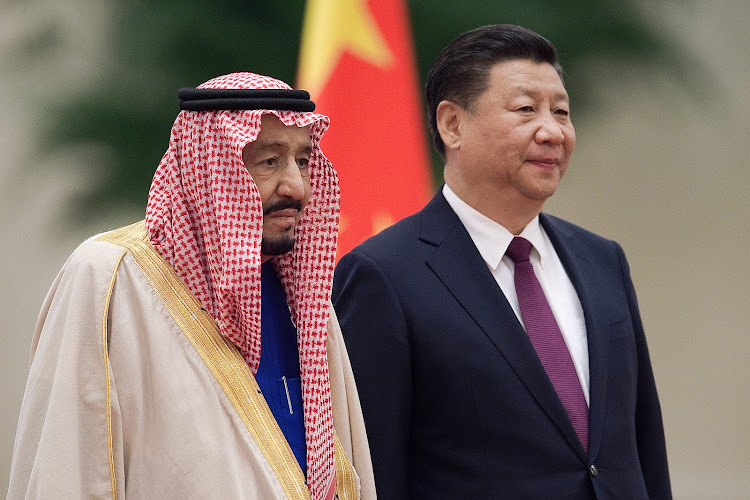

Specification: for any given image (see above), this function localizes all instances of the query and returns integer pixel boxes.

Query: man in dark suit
[332,24,671,499]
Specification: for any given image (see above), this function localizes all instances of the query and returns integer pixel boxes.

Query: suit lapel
[420,193,587,459]
[541,214,610,461]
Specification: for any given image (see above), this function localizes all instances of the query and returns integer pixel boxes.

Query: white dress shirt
[442,184,590,403]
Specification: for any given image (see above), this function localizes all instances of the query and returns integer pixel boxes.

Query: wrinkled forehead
[225,110,328,155]
[174,107,328,150]
[241,112,316,151]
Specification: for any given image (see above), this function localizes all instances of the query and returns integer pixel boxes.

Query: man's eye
[517,106,534,112]
[264,157,278,166]
[555,109,570,117]
[297,158,310,168]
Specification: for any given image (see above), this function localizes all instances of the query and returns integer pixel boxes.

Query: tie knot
[506,237,532,263]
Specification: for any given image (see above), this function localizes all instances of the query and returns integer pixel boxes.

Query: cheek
[301,177,312,207]
[250,176,275,204]
[561,141,575,171]
[558,162,569,179]
[564,125,576,152]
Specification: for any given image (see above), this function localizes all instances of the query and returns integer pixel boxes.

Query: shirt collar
[442,184,548,270]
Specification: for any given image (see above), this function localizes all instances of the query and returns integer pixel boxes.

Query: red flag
[297,0,433,259]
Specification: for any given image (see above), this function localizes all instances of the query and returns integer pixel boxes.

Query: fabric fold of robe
[8,221,375,500]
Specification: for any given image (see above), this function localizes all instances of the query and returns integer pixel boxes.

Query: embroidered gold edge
[334,434,359,499]
[97,222,314,499]
[102,250,127,500]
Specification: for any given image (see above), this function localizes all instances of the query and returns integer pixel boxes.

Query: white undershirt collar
[442,184,548,269]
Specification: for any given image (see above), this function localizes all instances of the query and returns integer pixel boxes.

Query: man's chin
[260,235,295,257]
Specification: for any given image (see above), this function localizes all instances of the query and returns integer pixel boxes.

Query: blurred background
[1,0,748,497]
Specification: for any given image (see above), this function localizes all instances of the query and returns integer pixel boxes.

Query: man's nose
[276,159,306,200]
[534,112,565,145]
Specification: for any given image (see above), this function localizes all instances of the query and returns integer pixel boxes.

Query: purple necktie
[506,237,589,453]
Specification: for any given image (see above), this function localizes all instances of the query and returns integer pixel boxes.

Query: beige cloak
[7,222,376,499]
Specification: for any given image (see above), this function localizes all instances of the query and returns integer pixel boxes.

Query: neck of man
[488,200,543,235]
[444,178,545,236]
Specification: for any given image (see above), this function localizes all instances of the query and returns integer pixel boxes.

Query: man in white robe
[8,72,375,500]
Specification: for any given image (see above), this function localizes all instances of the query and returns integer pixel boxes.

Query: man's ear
[436,100,463,152]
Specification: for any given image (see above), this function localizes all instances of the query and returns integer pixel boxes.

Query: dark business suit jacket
[332,190,671,499]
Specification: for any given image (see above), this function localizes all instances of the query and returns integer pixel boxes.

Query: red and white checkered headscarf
[146,72,339,500]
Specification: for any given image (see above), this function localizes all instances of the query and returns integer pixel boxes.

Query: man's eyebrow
[514,86,569,102]
[253,141,285,151]
[251,141,313,154]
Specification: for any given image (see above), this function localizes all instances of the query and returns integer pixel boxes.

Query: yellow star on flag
[371,210,395,235]
[297,0,394,98]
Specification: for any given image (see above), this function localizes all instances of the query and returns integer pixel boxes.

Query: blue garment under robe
[255,261,307,474]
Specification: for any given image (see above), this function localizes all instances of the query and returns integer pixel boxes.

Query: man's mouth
[264,199,302,216]
[527,157,560,168]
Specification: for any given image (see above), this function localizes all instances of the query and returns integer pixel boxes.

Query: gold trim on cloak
[102,249,127,500]
[98,221,358,499]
